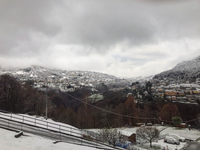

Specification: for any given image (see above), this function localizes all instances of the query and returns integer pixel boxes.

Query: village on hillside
[131,78,200,105]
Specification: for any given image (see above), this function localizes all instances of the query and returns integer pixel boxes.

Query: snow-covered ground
[88,125,200,150]
[157,126,200,141]
[0,112,81,137]
[120,126,200,150]
[0,112,116,150]
[1,111,200,150]
[151,139,185,150]
[115,126,200,141]
[0,128,99,150]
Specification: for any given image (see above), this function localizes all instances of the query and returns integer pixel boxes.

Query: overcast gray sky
[0,0,200,77]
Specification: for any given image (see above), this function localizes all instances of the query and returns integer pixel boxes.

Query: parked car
[169,133,185,142]
[115,141,132,149]
[164,136,180,145]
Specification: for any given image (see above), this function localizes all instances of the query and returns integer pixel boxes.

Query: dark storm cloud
[0,0,62,57]
[150,1,200,40]
[49,0,200,55]
[0,0,200,77]
[1,0,200,55]
[57,0,157,49]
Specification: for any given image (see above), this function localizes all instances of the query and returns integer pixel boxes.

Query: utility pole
[45,78,48,120]
[46,87,47,120]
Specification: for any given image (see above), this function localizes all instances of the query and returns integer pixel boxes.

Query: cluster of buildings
[30,71,118,92]
[151,78,200,103]
[4,66,200,105]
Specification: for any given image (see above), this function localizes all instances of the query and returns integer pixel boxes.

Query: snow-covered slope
[0,128,99,150]
[0,65,118,81]
[0,65,131,91]
[154,55,200,79]
[172,56,200,72]
[126,75,154,82]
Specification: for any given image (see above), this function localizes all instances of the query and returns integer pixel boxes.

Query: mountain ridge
[0,65,132,91]
[154,55,200,79]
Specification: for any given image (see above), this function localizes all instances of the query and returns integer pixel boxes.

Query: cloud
[0,0,61,56]
[0,0,200,77]
[54,0,200,49]
[55,0,156,49]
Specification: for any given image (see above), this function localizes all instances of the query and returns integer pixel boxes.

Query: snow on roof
[180,84,200,88]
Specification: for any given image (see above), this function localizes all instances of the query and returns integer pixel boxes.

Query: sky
[0,0,200,78]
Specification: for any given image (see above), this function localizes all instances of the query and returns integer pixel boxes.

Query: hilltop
[154,56,200,80]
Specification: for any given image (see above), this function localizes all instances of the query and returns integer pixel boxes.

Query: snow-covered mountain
[0,65,116,80]
[154,55,200,79]
[0,65,130,90]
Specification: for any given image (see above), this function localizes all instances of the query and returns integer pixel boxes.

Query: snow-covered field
[0,128,99,150]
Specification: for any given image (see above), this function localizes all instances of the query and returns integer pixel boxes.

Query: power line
[64,92,154,120]
[64,92,200,123]
[183,117,200,123]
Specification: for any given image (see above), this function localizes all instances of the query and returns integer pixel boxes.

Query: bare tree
[0,74,21,112]
[98,128,125,147]
[136,126,159,148]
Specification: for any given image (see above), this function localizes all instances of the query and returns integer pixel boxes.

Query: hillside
[154,56,200,80]
[0,65,130,91]
[0,65,117,81]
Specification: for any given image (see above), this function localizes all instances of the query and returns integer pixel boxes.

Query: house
[196,78,200,85]
[180,123,187,128]
[177,97,188,101]
[193,90,200,94]
[188,99,196,103]
[185,90,190,95]
[165,96,171,100]
[128,133,136,143]
[186,95,195,99]
[158,87,164,92]
[165,90,177,96]
[172,96,177,100]
[177,91,185,96]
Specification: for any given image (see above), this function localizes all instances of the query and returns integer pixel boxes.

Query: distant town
[1,65,200,105]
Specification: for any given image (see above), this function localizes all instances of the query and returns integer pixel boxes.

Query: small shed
[180,123,187,128]
[128,133,136,143]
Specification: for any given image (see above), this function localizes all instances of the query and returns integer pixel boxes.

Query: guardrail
[0,109,123,150]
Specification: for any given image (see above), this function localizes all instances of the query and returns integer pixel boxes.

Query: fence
[0,109,123,150]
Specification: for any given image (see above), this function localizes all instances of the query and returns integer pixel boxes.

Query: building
[165,90,177,96]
